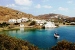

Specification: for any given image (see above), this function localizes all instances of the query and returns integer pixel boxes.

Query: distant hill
[66,17,75,22]
[0,6,70,22]
[36,13,69,20]
[0,6,34,22]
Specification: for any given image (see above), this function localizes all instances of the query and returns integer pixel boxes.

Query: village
[0,15,75,31]
[8,17,56,29]
[0,14,75,31]
[0,6,75,31]
[0,1,75,49]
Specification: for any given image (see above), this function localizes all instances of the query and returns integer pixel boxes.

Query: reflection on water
[20,27,24,32]
[0,26,75,49]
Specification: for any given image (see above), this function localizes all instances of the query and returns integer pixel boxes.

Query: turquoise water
[0,26,75,49]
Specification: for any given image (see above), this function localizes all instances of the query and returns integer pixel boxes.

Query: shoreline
[0,26,37,31]
[0,25,75,31]
[59,25,70,26]
[59,24,75,27]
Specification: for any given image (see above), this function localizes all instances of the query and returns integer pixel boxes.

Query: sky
[0,0,75,17]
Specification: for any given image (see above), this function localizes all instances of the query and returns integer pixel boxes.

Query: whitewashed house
[35,20,46,26]
[20,24,24,27]
[8,17,29,23]
[21,17,29,22]
[8,19,16,23]
[29,18,34,21]
[44,22,56,28]
[70,22,75,25]
[16,19,22,23]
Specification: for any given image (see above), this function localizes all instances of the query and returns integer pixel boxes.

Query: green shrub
[29,21,36,26]
[0,22,9,27]
[0,34,38,50]
[51,40,75,50]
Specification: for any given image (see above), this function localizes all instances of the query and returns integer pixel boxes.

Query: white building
[44,22,56,28]
[8,19,16,23]
[20,24,24,27]
[16,19,22,23]
[21,17,29,22]
[35,20,46,26]
[29,18,34,21]
[8,17,29,23]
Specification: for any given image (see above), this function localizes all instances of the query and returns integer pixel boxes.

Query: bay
[0,26,75,49]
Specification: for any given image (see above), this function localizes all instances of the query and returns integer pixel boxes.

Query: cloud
[6,4,17,7]
[43,5,52,9]
[67,1,73,4]
[6,4,30,10]
[35,4,52,9]
[35,4,41,9]
[58,7,68,11]
[14,0,32,6]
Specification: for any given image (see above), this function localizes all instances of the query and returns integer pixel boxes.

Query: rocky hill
[0,6,35,22]
[0,6,69,22]
[36,13,69,20]
[66,17,75,22]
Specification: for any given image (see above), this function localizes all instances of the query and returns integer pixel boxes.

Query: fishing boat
[54,33,60,38]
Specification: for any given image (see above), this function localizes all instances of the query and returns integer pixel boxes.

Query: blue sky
[0,0,75,17]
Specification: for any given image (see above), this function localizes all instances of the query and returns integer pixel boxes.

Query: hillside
[0,6,34,22]
[0,6,70,22]
[66,17,75,22]
[0,34,38,50]
[36,13,69,20]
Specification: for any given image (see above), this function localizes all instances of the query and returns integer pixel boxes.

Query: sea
[0,25,75,49]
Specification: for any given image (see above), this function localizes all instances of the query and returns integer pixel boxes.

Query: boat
[54,33,60,38]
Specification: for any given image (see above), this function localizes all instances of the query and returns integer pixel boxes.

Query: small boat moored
[54,33,60,38]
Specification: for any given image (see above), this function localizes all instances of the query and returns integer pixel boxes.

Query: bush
[14,23,20,25]
[0,34,38,50]
[0,22,9,27]
[51,40,75,50]
[29,21,36,26]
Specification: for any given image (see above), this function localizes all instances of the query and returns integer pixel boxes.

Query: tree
[29,21,36,26]
[0,22,9,27]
